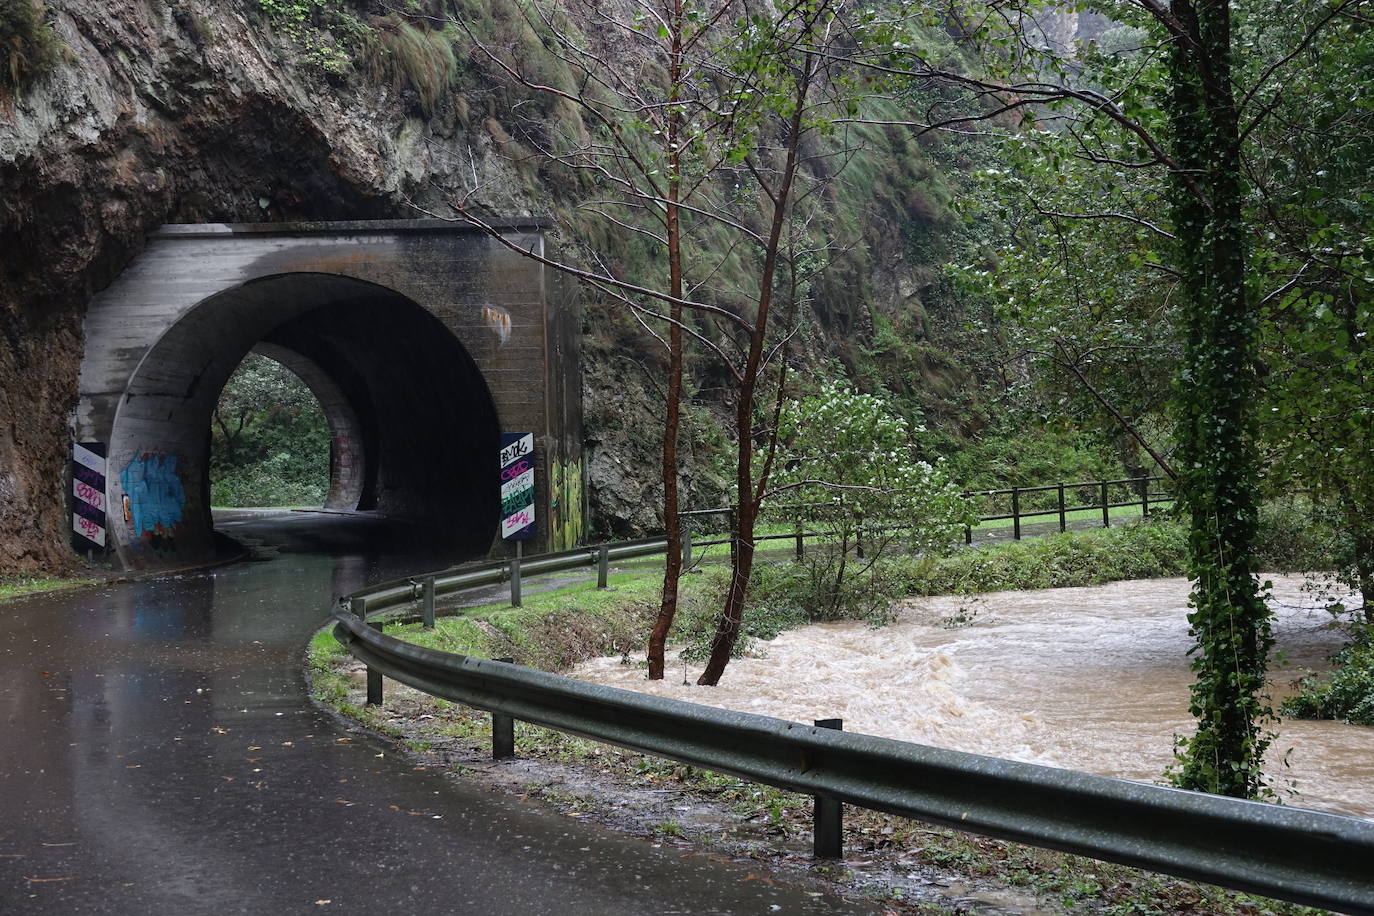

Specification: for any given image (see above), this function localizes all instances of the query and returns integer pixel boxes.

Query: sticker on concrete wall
[72,441,107,549]
[500,432,536,540]
[482,304,513,346]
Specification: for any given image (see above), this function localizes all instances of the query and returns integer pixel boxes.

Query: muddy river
[572,575,1374,819]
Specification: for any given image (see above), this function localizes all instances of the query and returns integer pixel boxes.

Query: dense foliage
[209,354,331,508]
[768,382,973,617]
[1282,626,1374,726]
[1,0,61,99]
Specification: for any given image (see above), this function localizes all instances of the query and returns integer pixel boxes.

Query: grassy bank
[0,573,98,603]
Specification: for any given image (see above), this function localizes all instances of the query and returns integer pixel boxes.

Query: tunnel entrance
[208,351,332,510]
[107,273,500,569]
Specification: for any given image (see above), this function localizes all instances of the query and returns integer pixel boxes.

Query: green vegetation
[1,0,62,99]
[771,383,973,618]
[364,16,457,116]
[894,522,1189,597]
[0,574,97,602]
[254,0,370,76]
[1283,626,1374,726]
[365,572,661,670]
[209,354,330,508]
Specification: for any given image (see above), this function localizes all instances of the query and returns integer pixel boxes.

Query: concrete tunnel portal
[75,221,583,571]
[112,274,500,563]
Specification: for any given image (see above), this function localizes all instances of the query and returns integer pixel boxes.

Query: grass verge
[0,574,98,603]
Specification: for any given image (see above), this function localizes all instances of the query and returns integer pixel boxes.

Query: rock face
[0,1,963,572]
[0,1,534,572]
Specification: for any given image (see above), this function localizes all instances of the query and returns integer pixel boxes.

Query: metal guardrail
[349,535,668,618]
[330,609,1374,914]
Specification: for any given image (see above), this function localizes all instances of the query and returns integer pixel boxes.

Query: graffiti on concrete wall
[549,459,585,552]
[119,452,187,550]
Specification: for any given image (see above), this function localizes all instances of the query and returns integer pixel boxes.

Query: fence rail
[679,475,1173,559]
[330,607,1374,914]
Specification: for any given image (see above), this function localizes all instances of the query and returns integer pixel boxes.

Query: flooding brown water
[573,575,1374,819]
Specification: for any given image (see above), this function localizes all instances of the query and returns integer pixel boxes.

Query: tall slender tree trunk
[697,53,814,687]
[648,1,686,680]
[1168,0,1274,799]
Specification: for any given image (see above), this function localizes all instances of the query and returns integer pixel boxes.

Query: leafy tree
[209,354,330,507]
[1247,4,1374,621]
[769,382,972,617]
[870,0,1370,796]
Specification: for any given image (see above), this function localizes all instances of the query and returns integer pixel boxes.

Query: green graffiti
[549,460,585,551]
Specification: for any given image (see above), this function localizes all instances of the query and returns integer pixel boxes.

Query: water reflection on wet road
[0,512,869,915]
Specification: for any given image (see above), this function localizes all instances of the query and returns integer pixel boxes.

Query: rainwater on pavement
[0,510,873,915]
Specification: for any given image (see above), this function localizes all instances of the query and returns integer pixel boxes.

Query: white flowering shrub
[767,382,973,619]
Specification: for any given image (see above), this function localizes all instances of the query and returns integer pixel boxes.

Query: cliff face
[0,0,528,572]
[0,1,979,573]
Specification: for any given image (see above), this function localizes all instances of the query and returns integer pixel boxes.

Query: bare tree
[424,0,870,682]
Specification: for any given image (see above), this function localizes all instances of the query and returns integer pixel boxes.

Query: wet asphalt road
[0,512,873,915]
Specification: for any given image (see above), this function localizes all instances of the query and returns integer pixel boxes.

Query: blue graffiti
[119,453,186,539]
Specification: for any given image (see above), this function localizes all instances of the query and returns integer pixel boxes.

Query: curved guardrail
[346,535,669,618]
[330,609,1374,913]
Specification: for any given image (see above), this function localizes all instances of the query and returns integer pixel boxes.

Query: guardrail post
[813,718,843,859]
[422,576,436,629]
[1057,483,1067,533]
[1139,476,1150,518]
[597,544,609,589]
[366,619,384,706]
[1011,488,1021,541]
[683,524,693,569]
[964,524,972,545]
[795,523,804,561]
[492,657,516,759]
[510,542,522,608]
[1101,480,1110,528]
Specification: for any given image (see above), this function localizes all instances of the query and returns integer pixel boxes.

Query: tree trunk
[648,0,686,680]
[1168,0,1274,799]
[696,44,815,686]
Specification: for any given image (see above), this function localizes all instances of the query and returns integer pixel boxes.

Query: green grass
[0,574,98,603]
[367,571,664,671]
[970,501,1176,532]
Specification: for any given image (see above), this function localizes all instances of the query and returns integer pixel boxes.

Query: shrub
[890,518,1190,596]
[1281,626,1374,726]
[366,18,457,116]
[1,0,62,98]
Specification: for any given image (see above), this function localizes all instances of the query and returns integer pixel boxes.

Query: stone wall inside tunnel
[75,221,583,571]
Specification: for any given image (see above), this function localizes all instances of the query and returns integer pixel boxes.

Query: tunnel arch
[107,272,500,569]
